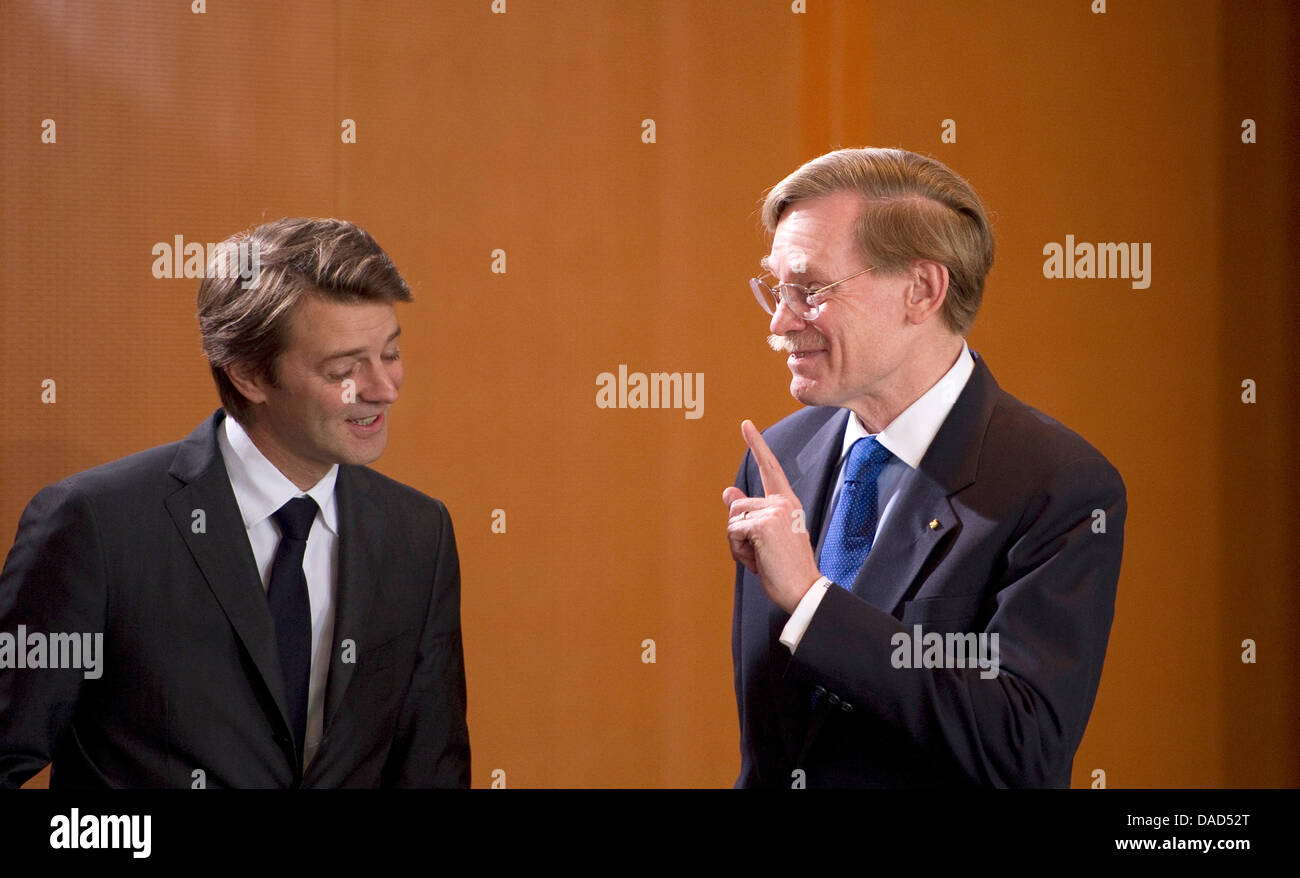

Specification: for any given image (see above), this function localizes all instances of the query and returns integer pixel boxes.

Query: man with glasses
[723,148,1125,788]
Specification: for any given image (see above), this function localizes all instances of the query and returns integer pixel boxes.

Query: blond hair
[761,148,993,334]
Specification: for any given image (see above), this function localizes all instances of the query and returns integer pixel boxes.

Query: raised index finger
[741,419,794,497]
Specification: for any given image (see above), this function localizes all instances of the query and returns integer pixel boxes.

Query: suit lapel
[788,408,851,547]
[770,409,848,763]
[848,352,1000,615]
[848,469,958,614]
[319,464,381,738]
[164,411,295,740]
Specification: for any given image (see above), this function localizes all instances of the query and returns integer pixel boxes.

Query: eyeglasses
[749,257,876,320]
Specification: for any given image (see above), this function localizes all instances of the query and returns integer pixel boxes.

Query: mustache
[767,331,825,353]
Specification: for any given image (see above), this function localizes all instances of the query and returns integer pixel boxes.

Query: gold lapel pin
[928,518,941,531]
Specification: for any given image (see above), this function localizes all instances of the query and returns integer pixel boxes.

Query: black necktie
[268,496,318,766]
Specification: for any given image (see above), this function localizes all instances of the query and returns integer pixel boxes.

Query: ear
[902,259,950,326]
[224,360,272,408]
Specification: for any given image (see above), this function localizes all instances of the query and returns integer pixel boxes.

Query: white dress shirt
[780,340,975,651]
[217,415,339,770]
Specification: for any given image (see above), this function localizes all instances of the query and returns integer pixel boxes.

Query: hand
[723,419,824,614]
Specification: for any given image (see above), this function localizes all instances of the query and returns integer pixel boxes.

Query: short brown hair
[197,217,412,422]
[761,148,994,334]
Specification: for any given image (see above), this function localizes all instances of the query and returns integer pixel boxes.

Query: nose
[361,358,402,405]
[769,296,808,336]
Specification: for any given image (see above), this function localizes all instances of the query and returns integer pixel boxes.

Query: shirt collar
[218,413,339,535]
[840,339,975,470]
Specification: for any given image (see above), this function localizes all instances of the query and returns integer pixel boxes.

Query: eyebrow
[765,257,830,282]
[319,327,402,364]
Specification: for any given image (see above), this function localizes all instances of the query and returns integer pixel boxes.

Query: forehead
[768,190,865,276]
[285,295,398,352]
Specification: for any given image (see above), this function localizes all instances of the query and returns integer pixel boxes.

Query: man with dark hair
[725,148,1125,788]
[0,218,469,788]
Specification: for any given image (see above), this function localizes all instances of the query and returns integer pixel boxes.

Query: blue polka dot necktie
[819,437,894,591]
[268,495,318,768]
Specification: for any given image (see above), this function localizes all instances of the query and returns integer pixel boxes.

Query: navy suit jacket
[0,409,469,788]
[732,352,1125,788]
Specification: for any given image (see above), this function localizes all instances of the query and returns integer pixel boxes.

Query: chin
[326,439,382,468]
[350,443,387,466]
[789,378,829,407]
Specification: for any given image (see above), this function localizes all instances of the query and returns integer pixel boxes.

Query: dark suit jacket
[732,352,1125,788]
[0,409,469,788]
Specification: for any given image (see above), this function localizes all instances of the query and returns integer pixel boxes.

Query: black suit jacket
[732,353,1125,788]
[0,410,469,788]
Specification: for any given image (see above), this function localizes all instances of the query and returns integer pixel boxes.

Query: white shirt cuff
[779,576,833,653]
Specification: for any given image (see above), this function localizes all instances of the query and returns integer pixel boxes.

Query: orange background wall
[2,0,1295,788]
